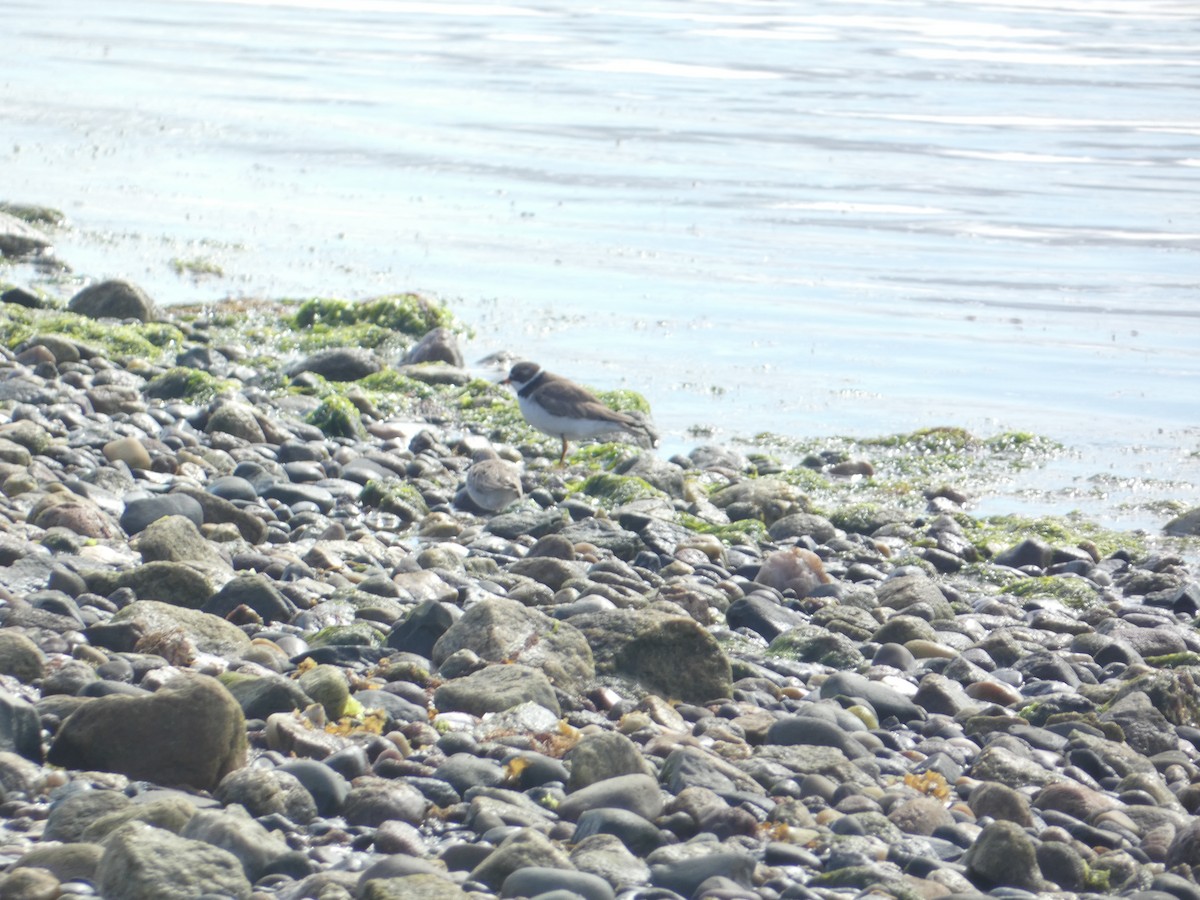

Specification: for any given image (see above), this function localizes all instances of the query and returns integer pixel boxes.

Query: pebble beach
[3,208,1200,900]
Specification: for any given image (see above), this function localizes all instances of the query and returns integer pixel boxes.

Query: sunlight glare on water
[0,0,1197,530]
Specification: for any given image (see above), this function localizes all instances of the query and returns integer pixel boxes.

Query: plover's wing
[531,378,635,425]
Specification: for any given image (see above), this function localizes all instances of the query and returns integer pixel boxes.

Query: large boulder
[431,598,593,694]
[86,600,253,658]
[47,672,246,790]
[68,278,156,322]
[570,607,732,703]
[96,822,251,900]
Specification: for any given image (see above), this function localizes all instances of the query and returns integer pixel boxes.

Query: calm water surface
[2,0,1198,529]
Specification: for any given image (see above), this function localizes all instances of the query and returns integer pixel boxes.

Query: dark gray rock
[765,716,870,759]
[120,493,205,535]
[817,671,926,723]
[501,867,614,900]
[433,754,506,795]
[222,672,312,719]
[557,773,664,823]
[994,537,1053,569]
[573,808,666,857]
[387,600,459,657]
[216,766,320,823]
[0,210,52,258]
[288,347,381,382]
[203,573,295,623]
[726,593,807,643]
[566,731,655,791]
[403,327,463,366]
[68,279,156,322]
[275,759,350,818]
[962,819,1045,891]
[470,827,576,891]
[649,849,755,896]
[342,776,428,827]
[434,663,560,716]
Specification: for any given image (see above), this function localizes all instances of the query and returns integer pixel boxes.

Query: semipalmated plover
[463,447,524,512]
[502,361,656,464]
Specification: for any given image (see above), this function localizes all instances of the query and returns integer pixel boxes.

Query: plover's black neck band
[517,370,545,398]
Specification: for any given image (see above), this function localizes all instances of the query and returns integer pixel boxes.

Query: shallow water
[2,0,1198,531]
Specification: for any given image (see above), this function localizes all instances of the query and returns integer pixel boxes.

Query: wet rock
[403,327,463,366]
[215,766,320,822]
[47,672,246,790]
[88,600,253,658]
[0,688,41,761]
[288,347,382,382]
[342,776,429,827]
[962,819,1045,891]
[876,573,953,620]
[571,607,731,703]
[566,731,655,790]
[120,493,204,535]
[769,623,865,669]
[0,630,45,682]
[434,663,560,716]
[203,572,295,623]
[432,597,594,694]
[68,278,156,322]
[0,210,53,258]
[95,821,251,900]
[1164,507,1200,537]
[755,546,831,597]
[470,827,577,890]
[501,867,615,900]
[181,805,293,881]
[995,537,1054,569]
[558,773,664,823]
[43,790,133,842]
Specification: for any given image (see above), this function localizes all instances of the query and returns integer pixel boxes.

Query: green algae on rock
[291,294,457,337]
[0,305,184,362]
[574,472,665,507]
[1002,575,1103,610]
[307,394,366,439]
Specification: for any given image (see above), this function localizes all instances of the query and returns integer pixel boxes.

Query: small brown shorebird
[464,447,523,512]
[502,361,656,464]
